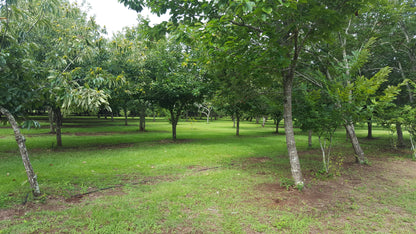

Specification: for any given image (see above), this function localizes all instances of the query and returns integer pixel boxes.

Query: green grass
[1,117,415,233]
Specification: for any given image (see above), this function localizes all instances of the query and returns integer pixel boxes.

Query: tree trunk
[139,107,146,132]
[54,108,63,147]
[283,74,304,186]
[256,117,260,124]
[367,118,373,139]
[236,112,240,136]
[346,128,349,142]
[124,107,128,126]
[397,61,413,103]
[232,115,236,128]
[396,123,405,148]
[48,107,55,134]
[275,122,279,134]
[111,112,114,121]
[308,130,312,147]
[0,107,41,196]
[170,110,178,140]
[280,28,304,187]
[172,121,177,140]
[345,122,366,163]
[275,118,281,134]
[206,109,210,124]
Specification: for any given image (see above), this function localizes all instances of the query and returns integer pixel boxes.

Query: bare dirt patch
[251,155,416,231]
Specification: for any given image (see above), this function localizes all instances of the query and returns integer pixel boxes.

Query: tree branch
[295,71,323,88]
[230,20,263,33]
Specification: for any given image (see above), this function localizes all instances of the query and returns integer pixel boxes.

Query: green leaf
[262,6,273,14]
[242,1,256,13]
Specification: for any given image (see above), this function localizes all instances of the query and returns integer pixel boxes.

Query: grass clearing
[1,117,415,233]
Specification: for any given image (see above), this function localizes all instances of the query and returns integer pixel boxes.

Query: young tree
[195,102,213,124]
[146,39,206,140]
[295,80,342,173]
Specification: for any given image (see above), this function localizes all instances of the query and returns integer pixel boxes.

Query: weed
[279,177,295,190]
[363,158,372,166]
[296,183,304,191]
[330,153,345,176]
[34,193,48,204]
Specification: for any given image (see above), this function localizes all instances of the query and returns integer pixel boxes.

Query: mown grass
[0,116,415,233]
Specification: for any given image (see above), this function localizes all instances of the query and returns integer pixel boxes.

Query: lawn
[0,117,415,233]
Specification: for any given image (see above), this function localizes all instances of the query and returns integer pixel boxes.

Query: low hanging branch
[0,106,41,196]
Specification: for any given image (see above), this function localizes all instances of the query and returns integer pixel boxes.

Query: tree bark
[345,122,366,163]
[396,122,405,148]
[236,112,240,136]
[367,118,373,139]
[0,107,41,196]
[232,115,236,128]
[283,76,304,186]
[123,107,128,126]
[139,107,146,132]
[172,121,177,140]
[274,118,281,134]
[275,121,279,134]
[170,110,178,140]
[308,130,312,147]
[54,108,63,147]
[397,61,413,103]
[47,107,55,134]
[280,27,304,186]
